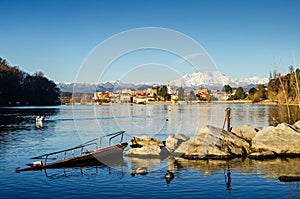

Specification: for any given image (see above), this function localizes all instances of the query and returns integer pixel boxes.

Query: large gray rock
[165,134,190,153]
[251,123,300,157]
[174,125,250,159]
[128,136,164,148]
[231,125,257,142]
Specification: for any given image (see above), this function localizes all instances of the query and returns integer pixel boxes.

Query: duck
[165,170,175,179]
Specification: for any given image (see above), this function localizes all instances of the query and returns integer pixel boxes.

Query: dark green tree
[253,84,267,103]
[189,90,196,101]
[0,57,60,106]
[176,87,185,101]
[24,74,60,105]
[158,86,168,101]
[222,84,232,92]
[247,87,256,100]
[235,87,245,99]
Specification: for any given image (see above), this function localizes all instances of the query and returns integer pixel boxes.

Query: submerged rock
[165,134,190,153]
[174,125,250,159]
[251,123,300,157]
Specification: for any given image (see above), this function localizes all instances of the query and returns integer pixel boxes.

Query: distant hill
[0,57,60,106]
[56,71,269,93]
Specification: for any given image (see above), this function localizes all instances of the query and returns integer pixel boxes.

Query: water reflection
[0,107,61,156]
[3,105,300,199]
[0,107,60,133]
[268,105,300,125]
[43,164,126,179]
[125,156,163,170]
[225,166,232,192]
[169,158,300,180]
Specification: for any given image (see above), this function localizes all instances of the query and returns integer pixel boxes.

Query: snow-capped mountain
[56,71,269,93]
[171,71,269,89]
[56,80,152,93]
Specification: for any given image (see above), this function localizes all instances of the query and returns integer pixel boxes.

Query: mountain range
[56,71,269,93]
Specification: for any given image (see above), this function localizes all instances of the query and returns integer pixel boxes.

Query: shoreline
[2,100,299,107]
[77,100,300,107]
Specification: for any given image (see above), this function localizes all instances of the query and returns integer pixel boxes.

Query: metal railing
[31,131,126,165]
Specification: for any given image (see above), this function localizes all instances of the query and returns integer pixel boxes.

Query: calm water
[0,104,300,199]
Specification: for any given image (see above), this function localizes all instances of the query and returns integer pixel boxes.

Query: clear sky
[0,0,300,83]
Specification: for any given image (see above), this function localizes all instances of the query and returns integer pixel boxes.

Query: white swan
[36,116,44,128]
[36,116,44,122]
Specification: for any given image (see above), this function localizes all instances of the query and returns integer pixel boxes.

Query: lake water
[0,104,300,199]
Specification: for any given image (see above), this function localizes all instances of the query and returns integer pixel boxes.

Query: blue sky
[0,0,299,83]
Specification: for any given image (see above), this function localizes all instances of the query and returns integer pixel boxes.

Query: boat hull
[16,142,127,172]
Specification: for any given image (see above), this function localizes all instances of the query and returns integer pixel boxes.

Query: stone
[128,136,164,148]
[165,134,190,153]
[124,145,164,157]
[251,123,300,156]
[231,125,257,142]
[293,120,300,132]
[174,125,250,159]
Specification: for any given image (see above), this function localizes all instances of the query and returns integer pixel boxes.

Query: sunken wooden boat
[16,131,128,172]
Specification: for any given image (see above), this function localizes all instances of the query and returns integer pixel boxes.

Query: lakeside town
[57,67,300,107]
[60,82,266,105]
[1,56,300,107]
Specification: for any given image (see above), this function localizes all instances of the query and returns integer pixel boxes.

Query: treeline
[268,66,300,105]
[222,84,267,102]
[0,57,60,106]
[222,66,300,104]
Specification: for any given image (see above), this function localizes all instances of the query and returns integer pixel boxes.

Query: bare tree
[278,73,291,122]
[292,53,300,108]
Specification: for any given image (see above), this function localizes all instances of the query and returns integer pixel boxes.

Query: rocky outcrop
[124,120,300,160]
[124,145,163,157]
[124,136,169,157]
[250,122,300,158]
[231,125,257,142]
[128,136,164,148]
[165,134,190,153]
[174,125,250,159]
